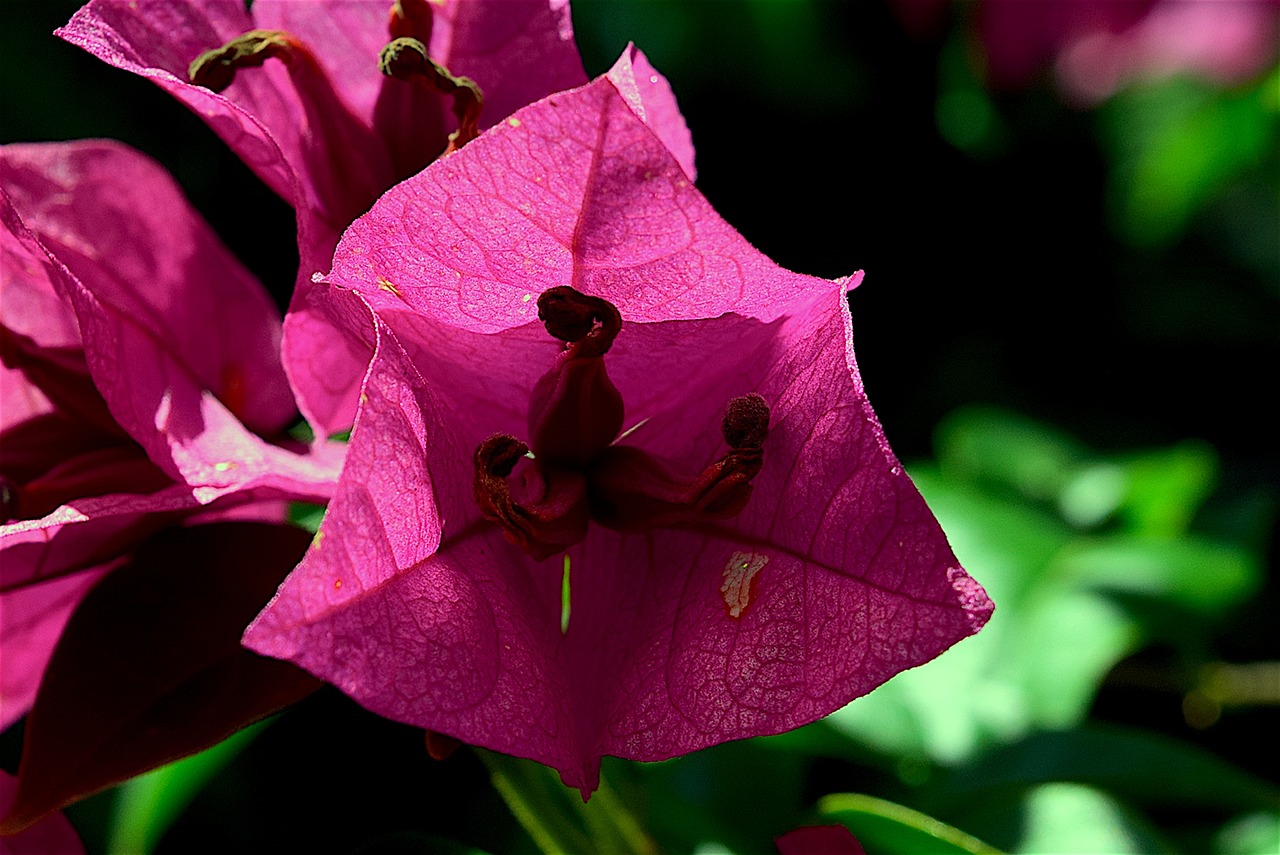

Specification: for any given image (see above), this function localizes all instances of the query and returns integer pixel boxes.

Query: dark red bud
[424,730,461,761]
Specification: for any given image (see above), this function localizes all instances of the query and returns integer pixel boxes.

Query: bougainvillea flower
[58,0,593,436]
[0,140,339,737]
[243,51,993,795]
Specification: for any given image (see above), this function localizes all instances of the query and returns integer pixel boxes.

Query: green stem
[478,750,657,855]
[478,750,591,854]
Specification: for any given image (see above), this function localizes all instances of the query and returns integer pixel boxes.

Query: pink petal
[329,60,824,335]
[1055,0,1280,103]
[0,484,204,593]
[0,141,293,437]
[606,45,696,180]
[978,0,1156,89]
[0,567,108,732]
[58,0,302,207]
[0,143,341,502]
[0,773,83,855]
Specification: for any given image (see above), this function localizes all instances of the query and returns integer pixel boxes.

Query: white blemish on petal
[154,387,173,430]
[508,117,522,128]
[213,461,234,472]
[722,551,768,619]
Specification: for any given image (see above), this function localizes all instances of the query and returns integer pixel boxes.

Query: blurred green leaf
[640,739,808,855]
[974,783,1174,855]
[822,409,1259,767]
[818,793,1002,855]
[1216,812,1280,855]
[288,502,327,534]
[1013,591,1138,729]
[1053,536,1259,614]
[936,408,1088,504]
[937,724,1280,814]
[936,33,1009,157]
[107,720,269,854]
[1111,442,1218,537]
[1103,72,1278,246]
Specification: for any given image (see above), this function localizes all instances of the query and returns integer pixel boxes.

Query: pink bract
[59,0,591,436]
[0,140,339,729]
[0,772,83,855]
[244,53,993,794]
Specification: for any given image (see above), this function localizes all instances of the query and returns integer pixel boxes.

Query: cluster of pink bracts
[0,0,991,845]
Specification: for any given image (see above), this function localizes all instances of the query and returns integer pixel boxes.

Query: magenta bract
[59,0,590,436]
[0,141,339,729]
[0,772,83,855]
[244,53,993,794]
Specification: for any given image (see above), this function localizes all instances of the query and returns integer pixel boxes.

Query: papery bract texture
[245,53,992,795]
[59,0,591,436]
[0,140,338,736]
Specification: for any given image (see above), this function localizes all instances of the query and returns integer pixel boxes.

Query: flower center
[472,287,770,560]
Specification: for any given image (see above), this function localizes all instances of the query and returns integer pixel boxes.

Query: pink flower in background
[59,0,591,436]
[892,0,1280,103]
[775,825,866,855]
[0,141,337,828]
[242,51,992,795]
[1049,0,1280,104]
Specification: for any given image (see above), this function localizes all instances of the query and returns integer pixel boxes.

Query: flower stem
[477,750,658,854]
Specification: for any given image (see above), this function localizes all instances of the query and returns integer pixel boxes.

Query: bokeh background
[2,1,1277,853]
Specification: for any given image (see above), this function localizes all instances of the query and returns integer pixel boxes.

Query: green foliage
[819,408,1259,767]
[106,721,270,855]
[819,793,1002,854]
[288,502,327,534]
[936,724,1280,816]
[1101,69,1280,247]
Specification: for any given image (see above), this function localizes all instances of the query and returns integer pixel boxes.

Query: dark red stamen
[526,288,624,468]
[473,434,588,561]
[379,37,484,154]
[536,287,622,354]
[471,288,770,559]
[587,395,769,533]
[189,30,302,93]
